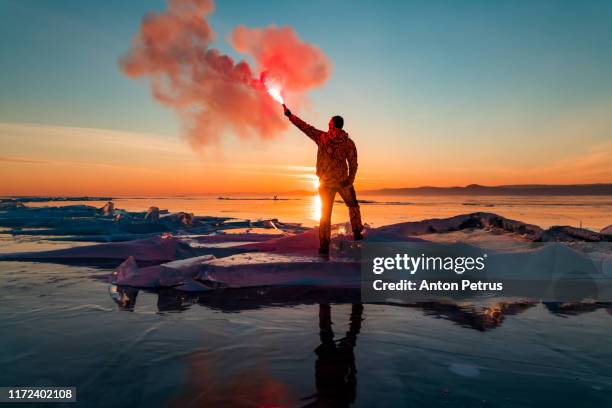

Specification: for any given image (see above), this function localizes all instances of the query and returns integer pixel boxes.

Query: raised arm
[289,114,325,144]
[346,139,358,185]
[284,105,324,144]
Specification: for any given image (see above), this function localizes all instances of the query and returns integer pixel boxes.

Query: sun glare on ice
[311,194,322,222]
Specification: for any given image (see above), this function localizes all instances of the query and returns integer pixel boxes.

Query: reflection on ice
[4,255,612,407]
[108,284,612,332]
[311,194,322,222]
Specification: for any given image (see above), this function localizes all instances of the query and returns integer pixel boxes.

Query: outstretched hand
[282,104,292,117]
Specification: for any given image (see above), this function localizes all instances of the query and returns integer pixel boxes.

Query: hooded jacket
[289,114,358,187]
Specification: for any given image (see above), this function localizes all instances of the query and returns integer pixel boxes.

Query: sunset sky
[1,0,611,196]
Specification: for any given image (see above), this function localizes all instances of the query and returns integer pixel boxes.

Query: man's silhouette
[284,105,364,255]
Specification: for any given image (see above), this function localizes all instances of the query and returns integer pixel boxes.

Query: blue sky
[1,0,611,193]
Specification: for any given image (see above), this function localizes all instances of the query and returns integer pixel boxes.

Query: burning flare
[264,78,284,104]
[267,86,284,104]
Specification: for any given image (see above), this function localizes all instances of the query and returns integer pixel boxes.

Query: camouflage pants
[318,184,364,249]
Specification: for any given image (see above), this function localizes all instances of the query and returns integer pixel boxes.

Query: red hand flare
[264,78,284,104]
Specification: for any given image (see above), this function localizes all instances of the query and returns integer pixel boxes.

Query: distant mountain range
[361,183,612,196]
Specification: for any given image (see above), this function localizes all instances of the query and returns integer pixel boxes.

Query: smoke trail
[120,0,331,148]
[229,25,331,93]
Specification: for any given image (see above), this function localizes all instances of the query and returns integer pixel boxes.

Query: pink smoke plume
[120,0,332,148]
[229,25,331,93]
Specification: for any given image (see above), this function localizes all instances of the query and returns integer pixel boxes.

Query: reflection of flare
[311,194,322,222]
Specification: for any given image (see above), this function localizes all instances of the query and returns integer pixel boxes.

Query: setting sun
[312,176,320,190]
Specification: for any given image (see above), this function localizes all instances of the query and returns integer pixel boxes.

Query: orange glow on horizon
[1,122,611,196]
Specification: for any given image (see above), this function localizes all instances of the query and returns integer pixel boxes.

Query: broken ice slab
[0,236,198,266]
[196,252,360,289]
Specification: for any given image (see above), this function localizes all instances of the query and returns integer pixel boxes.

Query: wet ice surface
[1,202,612,407]
[2,261,612,407]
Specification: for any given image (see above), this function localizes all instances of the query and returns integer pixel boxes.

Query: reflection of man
[284,105,364,255]
[305,304,363,407]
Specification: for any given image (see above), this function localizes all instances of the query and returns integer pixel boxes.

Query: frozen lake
[22,194,612,231]
[0,197,611,406]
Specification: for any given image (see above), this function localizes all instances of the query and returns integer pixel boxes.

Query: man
[283,104,364,255]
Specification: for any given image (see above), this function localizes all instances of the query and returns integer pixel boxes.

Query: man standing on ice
[283,104,364,255]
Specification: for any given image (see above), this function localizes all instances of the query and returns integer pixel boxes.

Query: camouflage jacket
[289,114,358,187]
